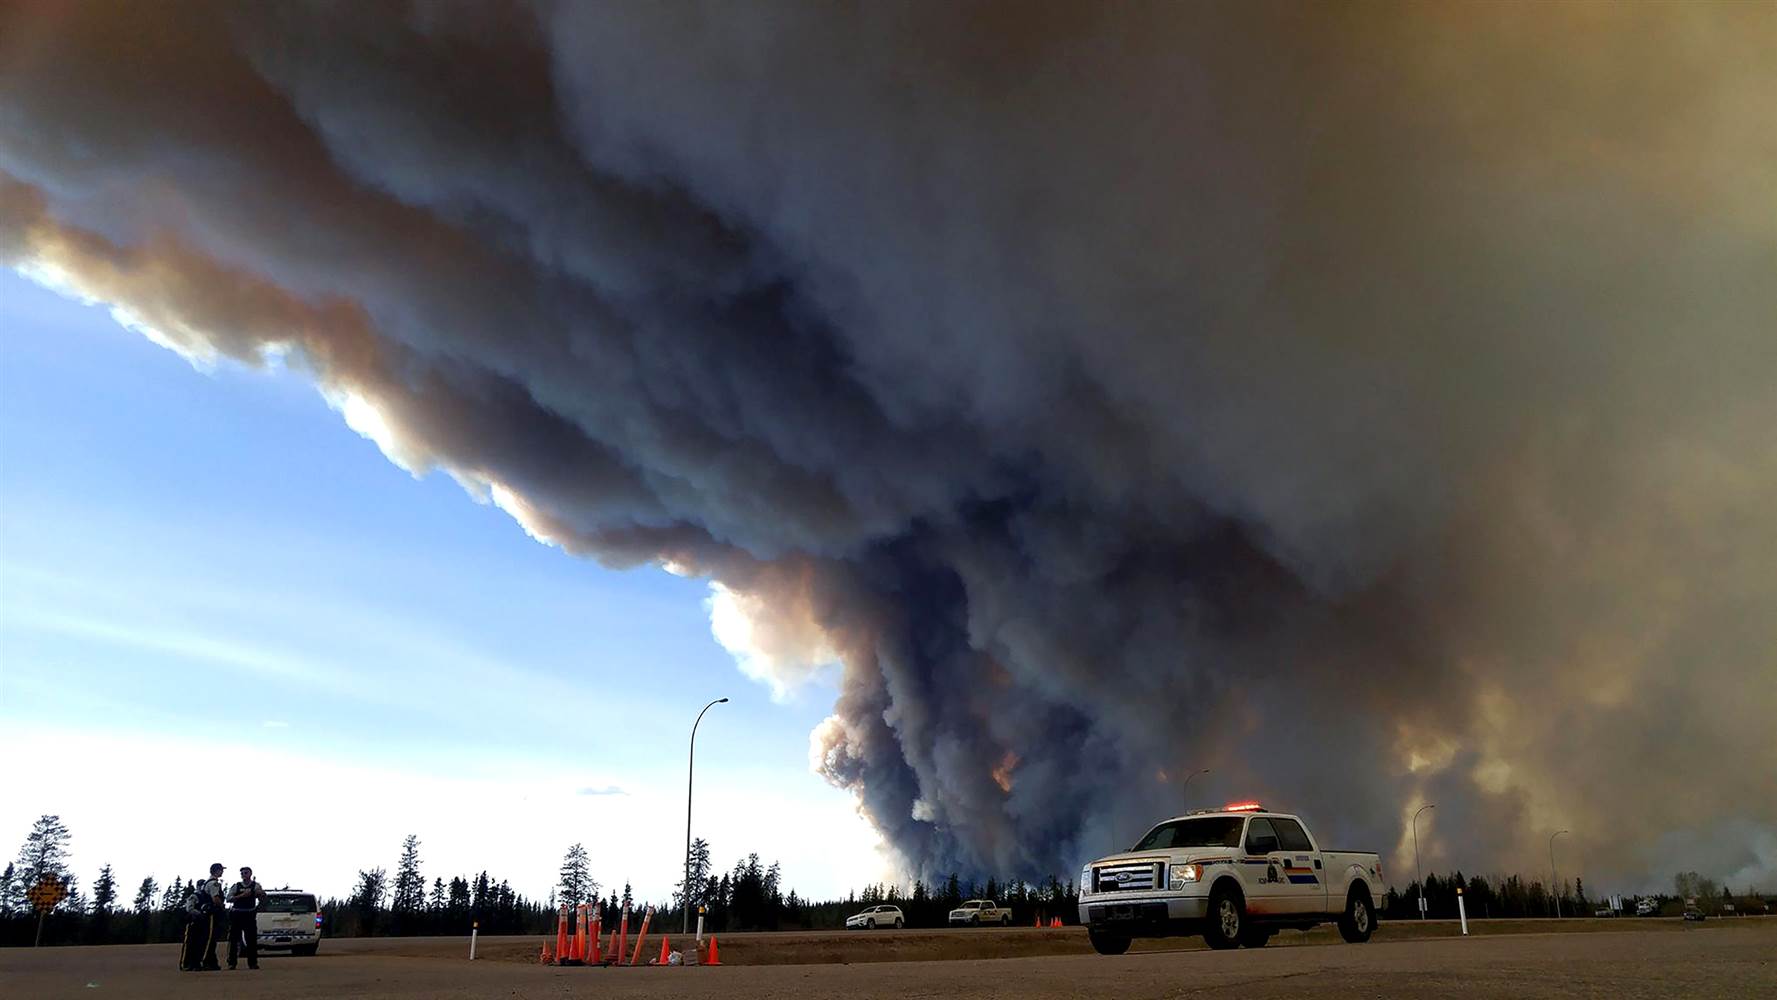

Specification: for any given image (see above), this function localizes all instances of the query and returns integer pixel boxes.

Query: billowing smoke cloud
[4,1,1774,890]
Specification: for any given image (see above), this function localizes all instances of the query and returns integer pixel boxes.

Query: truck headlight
[1081,865,1093,890]
[1169,864,1202,890]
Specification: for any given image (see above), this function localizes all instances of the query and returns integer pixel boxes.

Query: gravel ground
[3,920,1771,999]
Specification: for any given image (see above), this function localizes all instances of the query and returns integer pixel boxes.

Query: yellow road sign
[26,876,68,911]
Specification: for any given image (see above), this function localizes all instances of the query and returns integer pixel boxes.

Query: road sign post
[27,875,68,947]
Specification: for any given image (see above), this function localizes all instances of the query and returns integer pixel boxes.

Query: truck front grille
[1093,861,1163,893]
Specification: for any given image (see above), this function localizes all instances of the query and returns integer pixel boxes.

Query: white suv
[257,890,323,956]
[845,904,905,929]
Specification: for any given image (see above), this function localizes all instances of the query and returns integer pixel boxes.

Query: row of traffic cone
[1033,916,1064,928]
[548,903,607,965]
[541,903,722,967]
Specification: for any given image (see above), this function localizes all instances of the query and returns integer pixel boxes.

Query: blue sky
[0,267,882,904]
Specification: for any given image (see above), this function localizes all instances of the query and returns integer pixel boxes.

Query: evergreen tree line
[1380,870,1771,921]
[5,814,1770,947]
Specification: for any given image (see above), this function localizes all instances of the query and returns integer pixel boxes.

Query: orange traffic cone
[590,914,603,964]
[629,907,653,966]
[555,904,570,963]
[1052,917,1063,928]
[1034,916,1041,928]
[706,936,721,966]
[658,936,671,966]
[539,944,552,965]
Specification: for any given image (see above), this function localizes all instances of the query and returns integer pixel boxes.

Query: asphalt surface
[3,923,1772,998]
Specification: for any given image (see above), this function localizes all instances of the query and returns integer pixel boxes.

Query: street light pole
[1549,830,1569,919]
[684,697,728,935]
[1412,804,1436,920]
[1180,768,1209,812]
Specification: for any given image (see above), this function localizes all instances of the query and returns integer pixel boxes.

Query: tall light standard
[684,697,728,934]
[1412,804,1436,920]
[1549,830,1569,919]
[1180,768,1209,812]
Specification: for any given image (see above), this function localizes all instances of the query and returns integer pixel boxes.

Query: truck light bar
[1223,801,1264,812]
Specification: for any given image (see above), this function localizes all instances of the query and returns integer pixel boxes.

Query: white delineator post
[1457,889,1468,936]
[695,906,705,944]
[470,920,479,960]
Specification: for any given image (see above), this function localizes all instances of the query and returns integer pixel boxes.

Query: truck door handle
[1314,860,1322,870]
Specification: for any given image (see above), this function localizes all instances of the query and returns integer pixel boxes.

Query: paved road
[4,924,1772,998]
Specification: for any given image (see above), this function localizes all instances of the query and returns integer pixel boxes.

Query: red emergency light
[1223,801,1264,812]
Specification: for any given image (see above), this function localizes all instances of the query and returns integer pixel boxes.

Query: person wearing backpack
[180,863,226,972]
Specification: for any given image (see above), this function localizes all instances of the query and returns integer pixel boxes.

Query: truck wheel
[1002,914,1012,926]
[1338,889,1374,943]
[1203,883,1245,950]
[1088,929,1131,955]
[894,917,904,929]
[1239,925,1273,948]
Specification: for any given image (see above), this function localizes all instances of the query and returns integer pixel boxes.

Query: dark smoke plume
[4,1,1774,888]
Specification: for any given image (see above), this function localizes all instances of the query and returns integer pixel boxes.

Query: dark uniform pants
[228,910,259,967]
[181,911,221,970]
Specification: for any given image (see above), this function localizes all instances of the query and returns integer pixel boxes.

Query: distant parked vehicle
[257,890,322,956]
[1682,898,1706,922]
[845,904,905,929]
[1635,898,1659,917]
[948,900,1012,926]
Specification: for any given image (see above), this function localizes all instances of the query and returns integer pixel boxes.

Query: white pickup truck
[1078,804,1383,954]
[947,899,1013,926]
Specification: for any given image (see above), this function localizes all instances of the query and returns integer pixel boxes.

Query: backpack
[186,881,216,916]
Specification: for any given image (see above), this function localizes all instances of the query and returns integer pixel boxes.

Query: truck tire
[1338,888,1375,943]
[1239,925,1273,948]
[1203,882,1245,950]
[894,917,904,929]
[1088,929,1131,955]
[1002,914,1012,926]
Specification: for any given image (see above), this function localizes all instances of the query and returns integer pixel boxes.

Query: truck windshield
[263,895,317,913]
[1130,817,1244,851]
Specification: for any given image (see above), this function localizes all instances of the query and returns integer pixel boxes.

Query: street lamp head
[717,697,729,703]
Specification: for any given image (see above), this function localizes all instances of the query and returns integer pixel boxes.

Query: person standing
[180,863,226,972]
[227,866,267,970]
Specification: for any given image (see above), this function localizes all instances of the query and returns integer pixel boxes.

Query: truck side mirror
[1249,834,1279,855]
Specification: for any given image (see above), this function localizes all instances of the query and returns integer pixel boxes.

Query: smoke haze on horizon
[3,1,1774,892]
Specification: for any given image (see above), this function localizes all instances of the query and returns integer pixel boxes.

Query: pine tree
[352,866,387,928]
[391,835,425,918]
[0,862,15,916]
[160,877,186,912]
[61,881,87,915]
[472,871,491,913]
[133,877,159,912]
[677,837,712,911]
[429,877,446,912]
[91,864,118,914]
[557,843,591,907]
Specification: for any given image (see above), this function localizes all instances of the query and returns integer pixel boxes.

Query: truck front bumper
[1080,895,1209,932]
